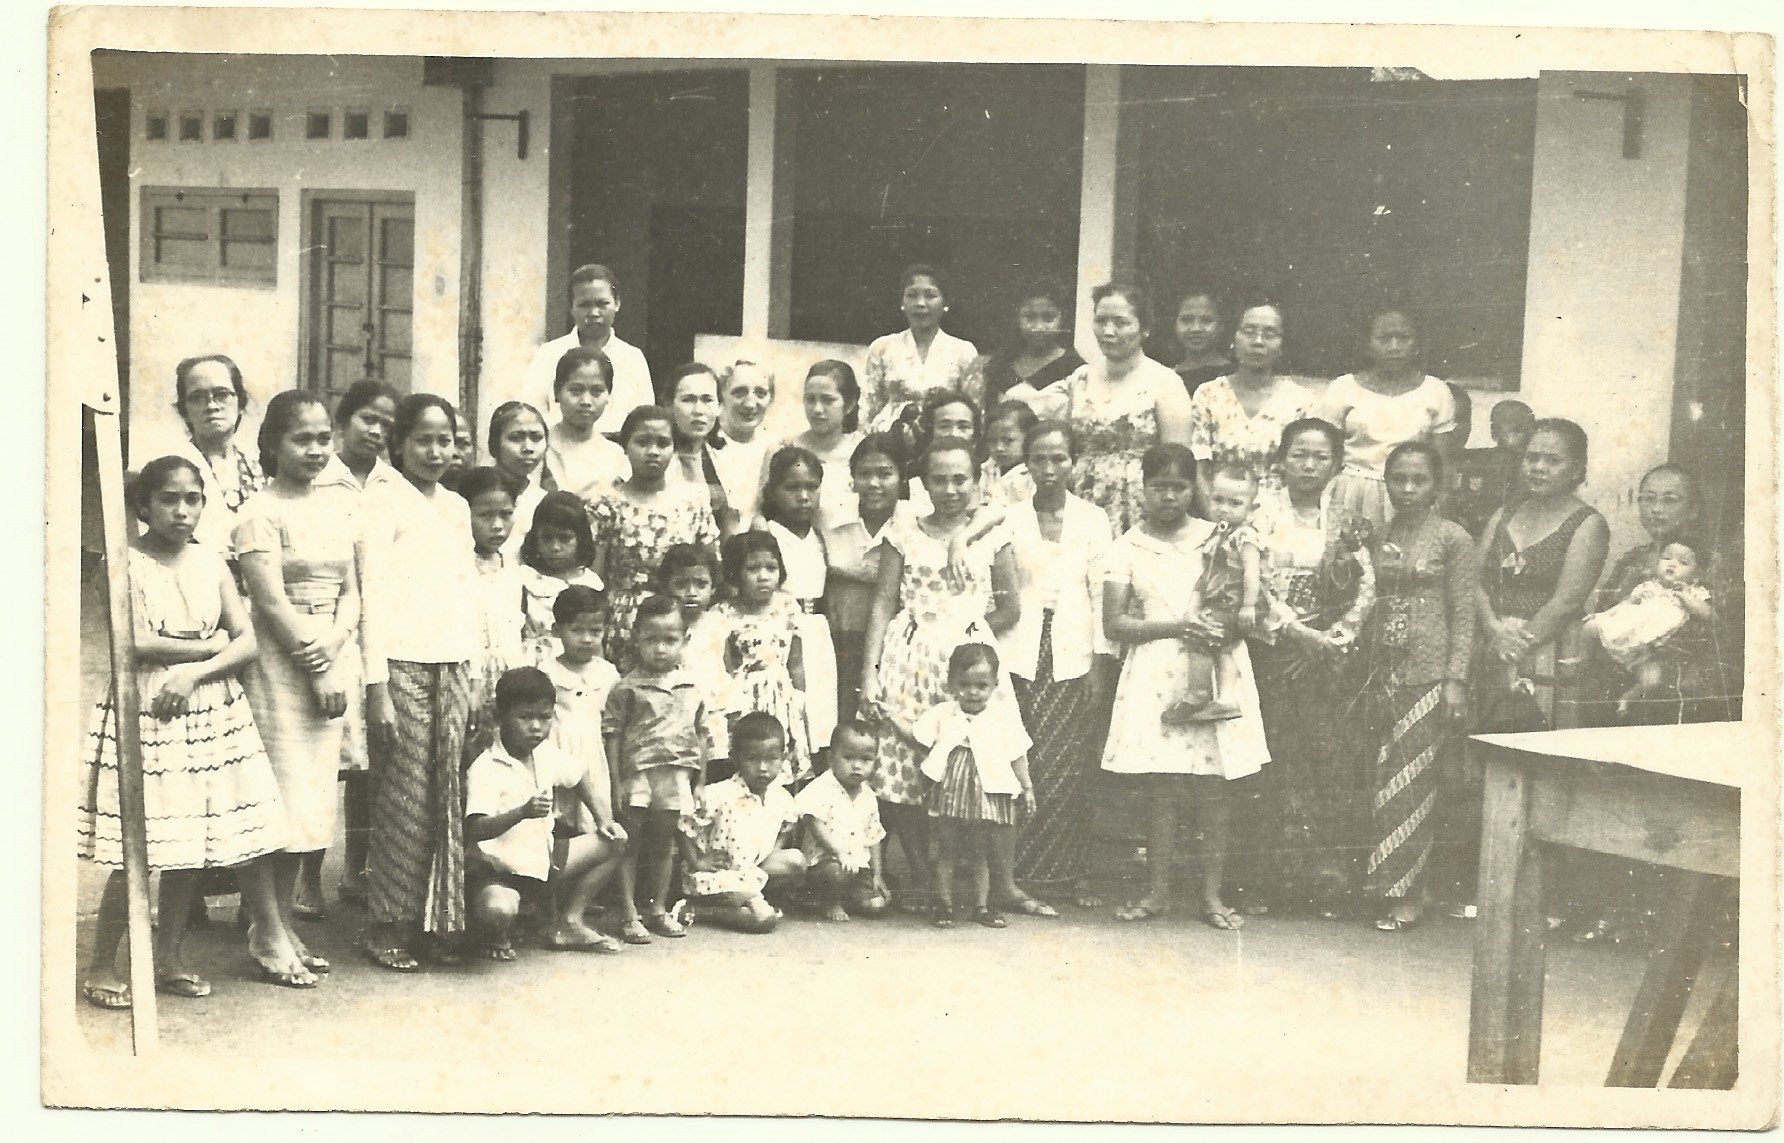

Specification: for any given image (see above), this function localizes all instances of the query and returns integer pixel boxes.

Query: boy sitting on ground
[465,666,628,959]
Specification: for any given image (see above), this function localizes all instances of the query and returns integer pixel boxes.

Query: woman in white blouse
[998,420,1118,912]
[860,263,980,433]
[710,358,776,528]
[360,394,481,972]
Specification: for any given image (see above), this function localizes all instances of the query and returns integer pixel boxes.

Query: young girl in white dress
[756,445,838,758]
[79,456,304,1006]
[518,491,604,667]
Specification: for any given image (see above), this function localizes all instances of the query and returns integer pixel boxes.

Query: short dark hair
[760,445,823,529]
[569,263,620,300]
[521,490,597,571]
[805,360,861,433]
[721,529,786,589]
[899,262,948,298]
[948,641,1000,681]
[632,593,684,631]
[731,711,787,755]
[1092,282,1151,331]
[1140,442,1197,483]
[552,583,607,627]
[1384,440,1445,482]
[455,465,511,504]
[849,431,904,476]
[1024,418,1077,461]
[1277,417,1345,463]
[554,346,614,396]
[618,404,674,446]
[986,400,1038,438]
[495,666,556,712]
[828,717,877,752]
[1530,417,1591,488]
[653,542,720,593]
[486,400,546,457]
[333,379,400,427]
[172,354,249,428]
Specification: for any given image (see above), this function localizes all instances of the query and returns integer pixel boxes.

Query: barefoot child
[917,642,1035,929]
[465,667,628,959]
[79,456,305,1005]
[1581,540,1716,713]
[603,595,715,943]
[796,719,890,921]
[1162,463,1265,725]
[681,713,808,933]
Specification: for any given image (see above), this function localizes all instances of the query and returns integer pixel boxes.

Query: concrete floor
[59,563,1726,1118]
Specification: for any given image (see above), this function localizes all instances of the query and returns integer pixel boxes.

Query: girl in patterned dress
[79,456,299,1006]
[518,491,604,667]
[756,445,839,757]
[589,406,722,671]
[916,642,1035,928]
[714,530,811,784]
[862,438,1021,912]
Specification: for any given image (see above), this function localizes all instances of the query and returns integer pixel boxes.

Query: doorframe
[295,188,418,392]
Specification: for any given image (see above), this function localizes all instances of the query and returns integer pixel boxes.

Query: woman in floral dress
[861,439,1020,911]
[860,263,981,433]
[1188,299,1319,506]
[1012,283,1193,533]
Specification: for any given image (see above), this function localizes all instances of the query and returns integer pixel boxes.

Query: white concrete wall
[94,54,462,460]
[1517,71,1694,554]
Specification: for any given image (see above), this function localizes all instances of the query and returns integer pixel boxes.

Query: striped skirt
[368,660,469,933]
[1012,611,1103,884]
[1362,681,1447,901]
[925,746,1017,826]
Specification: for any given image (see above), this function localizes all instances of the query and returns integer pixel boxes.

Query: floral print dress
[1060,358,1182,534]
[587,481,719,670]
[865,515,1013,806]
[1187,376,1320,495]
[715,590,811,784]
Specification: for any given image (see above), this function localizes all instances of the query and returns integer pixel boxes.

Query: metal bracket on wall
[1573,87,1644,159]
[468,110,529,159]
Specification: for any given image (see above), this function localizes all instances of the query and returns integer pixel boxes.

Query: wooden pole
[89,405,158,1052]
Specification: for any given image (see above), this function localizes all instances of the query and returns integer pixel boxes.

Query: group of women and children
[78,262,1740,1008]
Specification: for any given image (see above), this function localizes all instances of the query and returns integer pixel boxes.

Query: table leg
[1606,871,1720,1087]
[1668,971,1738,1089]
[1469,756,1545,1084]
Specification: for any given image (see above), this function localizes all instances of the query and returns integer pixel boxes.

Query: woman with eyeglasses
[158,354,267,555]
[1186,299,1320,513]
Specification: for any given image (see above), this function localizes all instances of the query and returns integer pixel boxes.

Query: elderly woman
[710,358,776,527]
[860,263,981,433]
[1584,463,1739,724]
[1015,283,1193,533]
[1187,299,1320,508]
[1237,418,1375,917]
[160,354,267,555]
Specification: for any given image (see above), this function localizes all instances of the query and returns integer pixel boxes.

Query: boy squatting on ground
[678,712,809,933]
[464,667,629,959]
[795,719,891,921]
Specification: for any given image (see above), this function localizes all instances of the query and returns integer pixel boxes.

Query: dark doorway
[562,70,748,388]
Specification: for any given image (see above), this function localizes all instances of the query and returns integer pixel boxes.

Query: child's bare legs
[1618,657,1667,714]
[153,869,202,983]
[470,883,522,959]
[614,806,647,934]
[967,824,1003,926]
[879,800,932,911]
[1116,775,1178,920]
[1188,774,1241,929]
[931,817,960,925]
[693,891,781,933]
[544,835,625,951]
[808,858,854,921]
[1163,643,1218,725]
[761,848,808,908]
[640,809,686,936]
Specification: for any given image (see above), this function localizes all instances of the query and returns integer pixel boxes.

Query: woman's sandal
[998,895,1060,919]
[257,961,321,988]
[361,945,420,973]
[644,911,687,938]
[482,942,518,962]
[82,981,131,1010]
[1114,900,1170,923]
[299,954,331,974]
[1202,907,1245,932]
[973,907,1008,929]
[619,919,654,945]
[155,972,213,998]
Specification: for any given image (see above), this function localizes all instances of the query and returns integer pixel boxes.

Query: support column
[742,63,794,342]
[1073,64,1135,361]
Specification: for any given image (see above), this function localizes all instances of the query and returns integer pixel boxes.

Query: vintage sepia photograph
[40,3,1778,1127]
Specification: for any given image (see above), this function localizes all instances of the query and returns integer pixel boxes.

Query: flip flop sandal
[1374,914,1422,933]
[482,942,518,961]
[82,982,132,1010]
[361,946,420,973]
[1202,908,1244,931]
[973,908,1008,929]
[1000,896,1060,918]
[156,972,213,998]
[644,912,687,938]
[257,962,321,988]
[299,954,332,974]
[619,920,654,945]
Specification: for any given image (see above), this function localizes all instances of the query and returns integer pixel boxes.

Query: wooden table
[1466,722,1745,1088]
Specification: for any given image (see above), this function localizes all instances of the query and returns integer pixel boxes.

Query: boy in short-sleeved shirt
[795,719,889,921]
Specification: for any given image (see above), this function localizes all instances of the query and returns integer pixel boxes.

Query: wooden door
[305,195,414,402]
